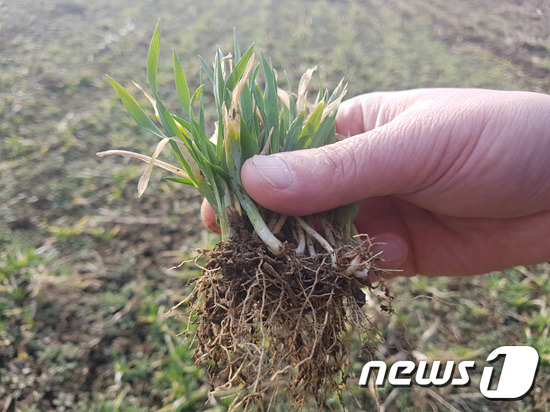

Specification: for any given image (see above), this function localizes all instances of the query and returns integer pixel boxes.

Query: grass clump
[98,21,392,410]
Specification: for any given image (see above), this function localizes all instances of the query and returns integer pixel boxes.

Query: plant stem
[219,180,232,239]
[224,104,283,255]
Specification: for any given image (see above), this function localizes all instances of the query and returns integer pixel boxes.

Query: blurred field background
[1,0,550,410]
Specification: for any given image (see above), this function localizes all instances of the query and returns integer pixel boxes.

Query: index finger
[335,89,432,137]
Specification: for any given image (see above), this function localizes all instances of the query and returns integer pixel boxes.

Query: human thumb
[240,126,421,216]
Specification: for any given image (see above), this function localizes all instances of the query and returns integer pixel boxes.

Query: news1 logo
[359,346,539,399]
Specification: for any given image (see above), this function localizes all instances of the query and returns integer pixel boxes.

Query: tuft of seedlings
[98,22,393,410]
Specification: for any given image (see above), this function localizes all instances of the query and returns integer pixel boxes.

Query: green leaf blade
[261,52,280,154]
[147,20,161,95]
[297,102,324,149]
[233,28,241,61]
[283,113,305,152]
[310,116,335,149]
[174,51,191,114]
[164,176,195,186]
[107,76,166,139]
[191,84,205,105]
[225,43,254,94]
[199,55,215,85]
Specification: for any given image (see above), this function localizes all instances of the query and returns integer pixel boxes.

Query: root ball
[180,218,392,410]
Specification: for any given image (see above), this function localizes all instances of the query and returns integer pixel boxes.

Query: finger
[241,91,436,216]
[201,198,221,235]
[358,197,550,277]
[335,90,428,137]
[354,197,416,277]
[335,93,385,137]
[369,232,412,277]
[240,114,436,216]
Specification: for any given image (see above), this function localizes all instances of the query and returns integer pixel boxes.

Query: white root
[320,216,337,247]
[294,216,336,266]
[354,268,371,279]
[344,256,361,275]
[294,226,306,255]
[295,217,333,253]
[272,214,287,235]
[267,214,279,231]
[306,235,316,257]
[344,255,371,278]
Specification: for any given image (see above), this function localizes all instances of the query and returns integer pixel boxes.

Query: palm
[354,196,550,277]
[336,88,550,276]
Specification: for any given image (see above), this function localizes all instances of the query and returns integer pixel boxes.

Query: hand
[202,88,550,277]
